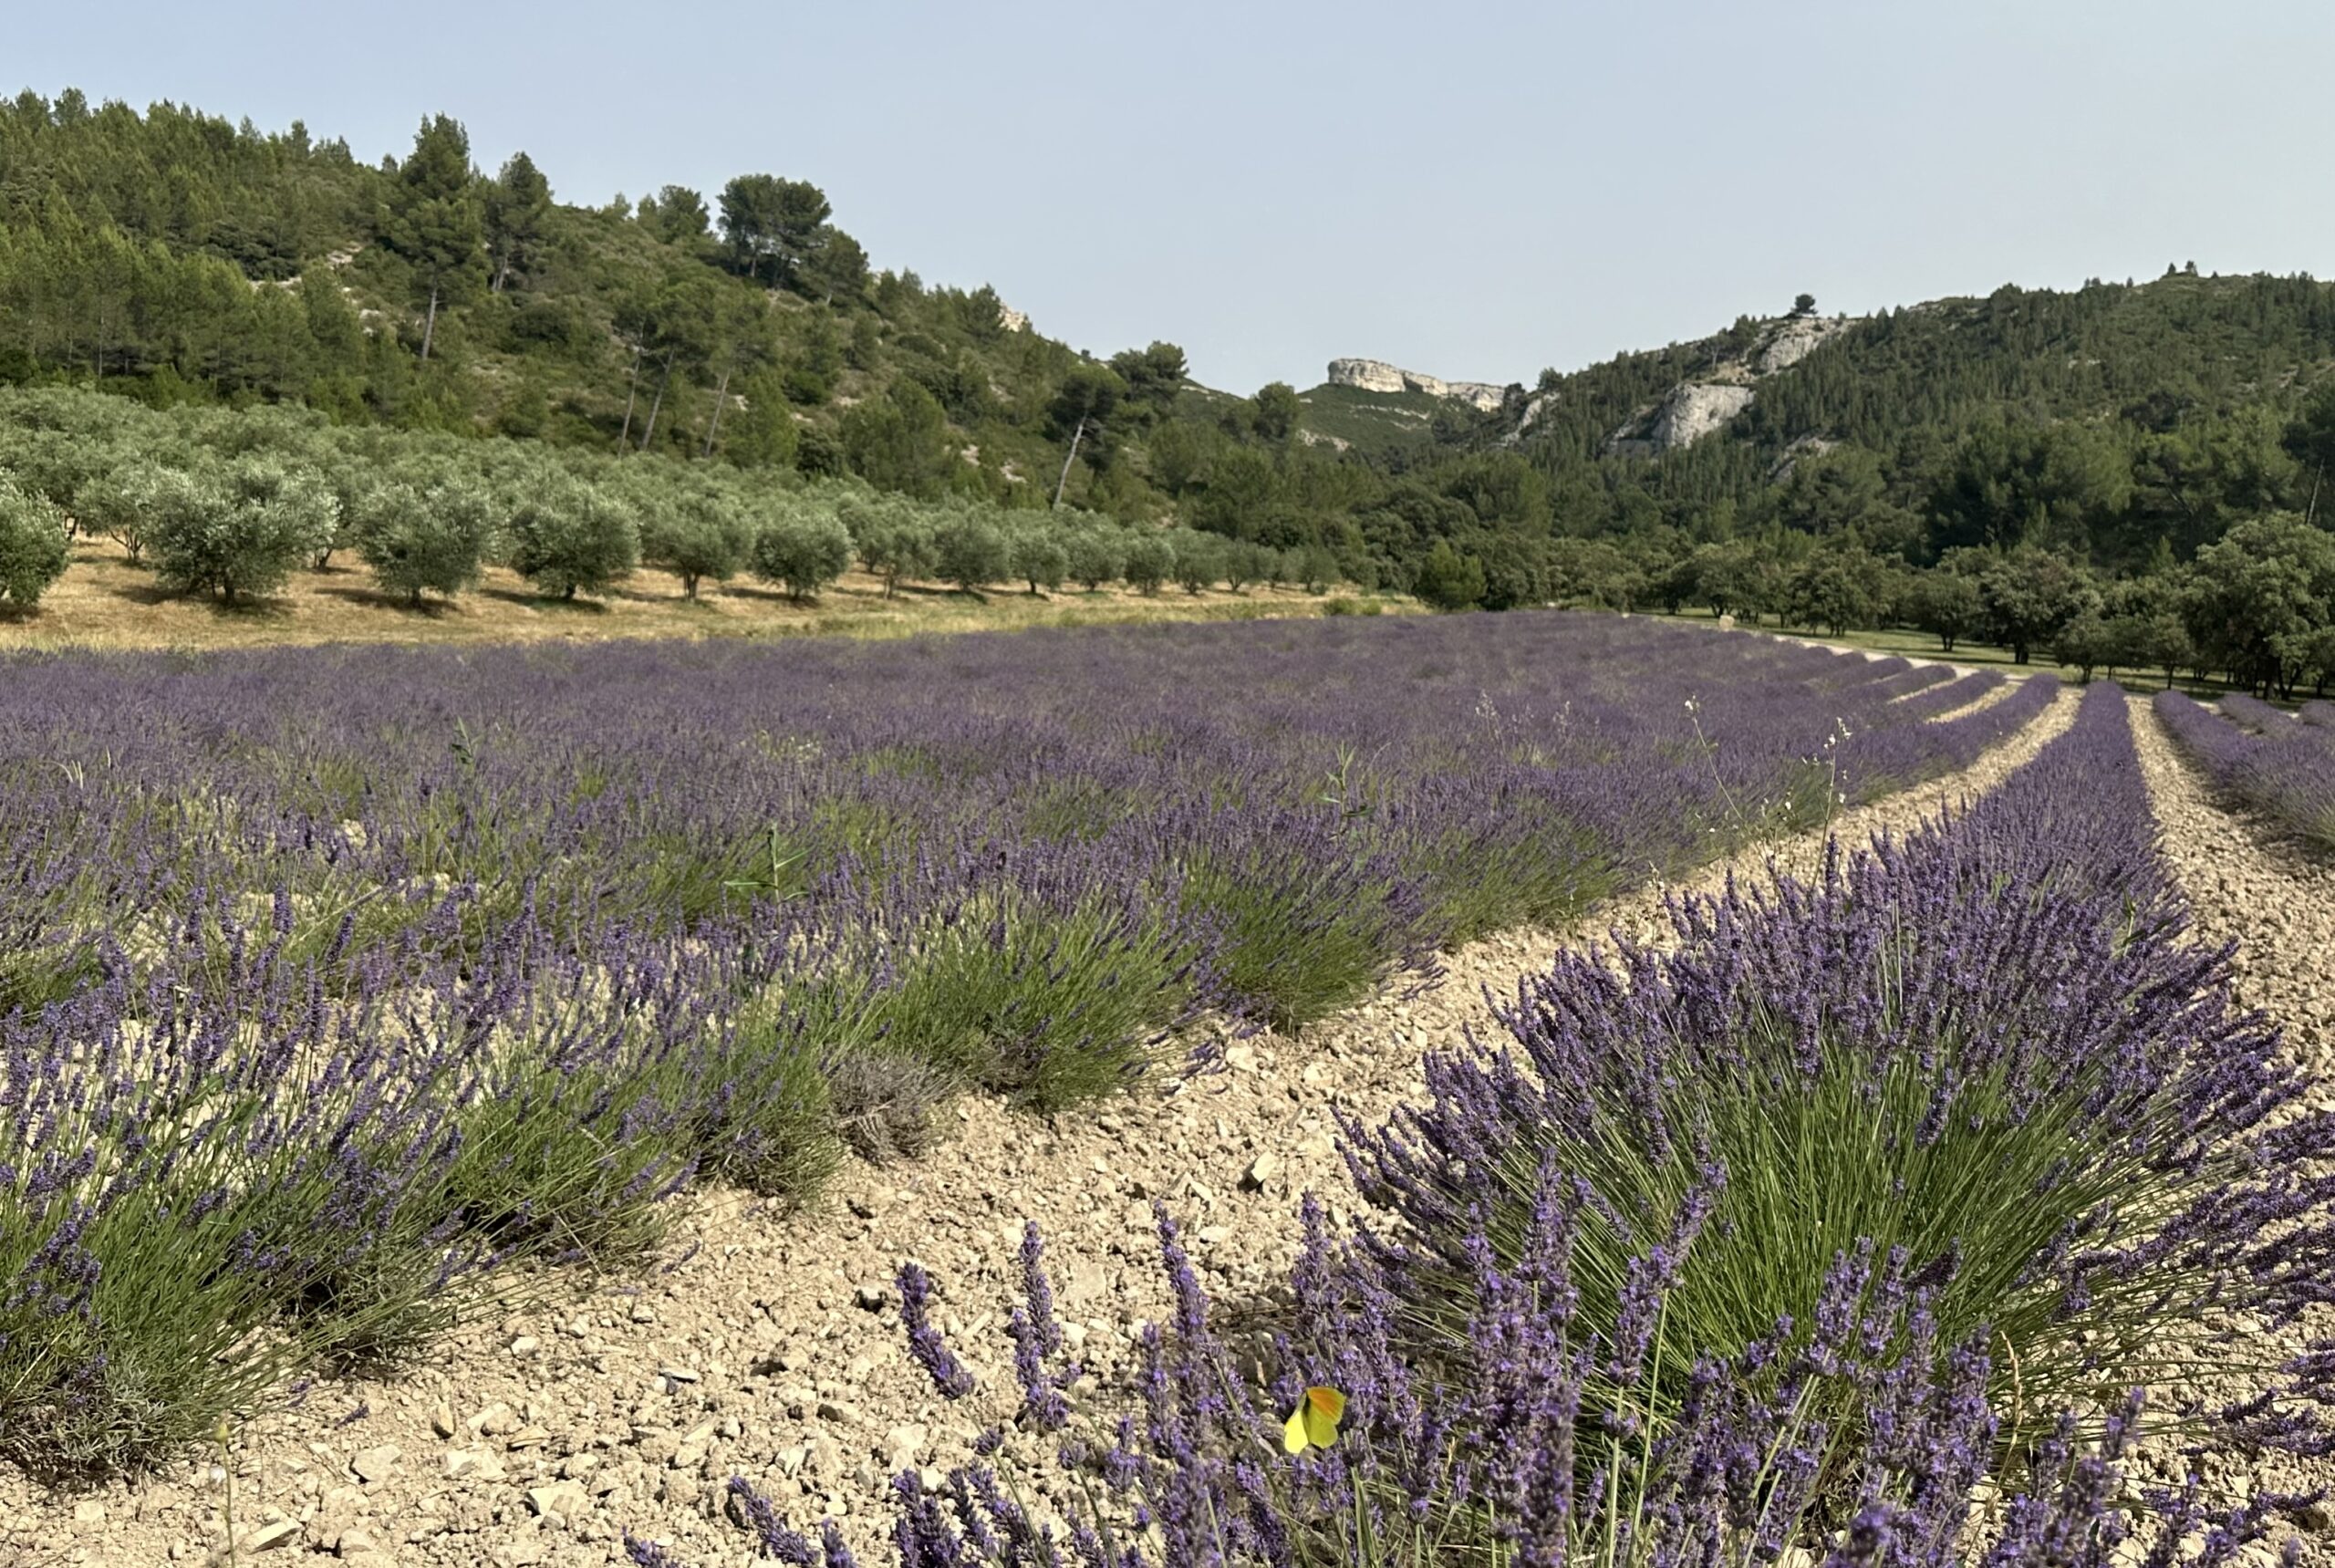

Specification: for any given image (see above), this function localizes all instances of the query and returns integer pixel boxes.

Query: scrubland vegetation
[6,88,2335,681]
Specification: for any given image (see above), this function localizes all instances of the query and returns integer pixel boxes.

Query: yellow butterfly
[1282,1385,1346,1455]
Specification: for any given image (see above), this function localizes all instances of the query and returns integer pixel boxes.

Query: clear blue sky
[15,1,2332,392]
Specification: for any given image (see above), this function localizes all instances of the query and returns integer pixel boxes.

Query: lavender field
[0,613,2044,1475]
[721,683,2331,1568]
[2155,689,2335,849]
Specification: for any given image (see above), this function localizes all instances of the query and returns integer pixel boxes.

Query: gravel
[2129,693,2335,1542]
[0,693,2079,1568]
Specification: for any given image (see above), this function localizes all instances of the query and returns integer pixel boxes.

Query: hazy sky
[14,2,2333,391]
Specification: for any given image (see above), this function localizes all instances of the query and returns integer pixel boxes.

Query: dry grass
[0,536,1402,653]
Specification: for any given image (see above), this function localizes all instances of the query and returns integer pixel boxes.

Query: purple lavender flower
[897,1262,975,1400]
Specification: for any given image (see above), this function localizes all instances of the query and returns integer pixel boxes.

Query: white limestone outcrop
[1324,358,1507,412]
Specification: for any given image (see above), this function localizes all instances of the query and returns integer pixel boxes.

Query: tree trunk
[420,278,441,361]
[639,352,675,452]
[701,369,733,459]
[1051,419,1086,508]
[618,347,643,449]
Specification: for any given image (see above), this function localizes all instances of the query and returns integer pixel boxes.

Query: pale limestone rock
[1648,383,1757,450]
[1324,358,1506,411]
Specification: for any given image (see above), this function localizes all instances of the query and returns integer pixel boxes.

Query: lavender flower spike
[896,1261,975,1399]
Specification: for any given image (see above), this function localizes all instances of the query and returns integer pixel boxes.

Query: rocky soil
[2132,693,2334,1078]
[0,695,2094,1568]
[2127,695,2335,1545]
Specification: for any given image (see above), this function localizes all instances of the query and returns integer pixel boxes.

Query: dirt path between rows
[0,694,2079,1568]
[2130,692,2335,1080]
[2127,694,2335,1541]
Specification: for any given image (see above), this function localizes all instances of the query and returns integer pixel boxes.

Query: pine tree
[483,151,550,293]
[382,116,482,360]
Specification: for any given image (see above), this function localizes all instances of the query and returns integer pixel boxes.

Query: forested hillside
[4,87,2334,694]
[1380,272,2335,693]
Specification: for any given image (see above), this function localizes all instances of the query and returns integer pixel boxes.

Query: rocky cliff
[1589,313,1858,455]
[1325,358,1508,412]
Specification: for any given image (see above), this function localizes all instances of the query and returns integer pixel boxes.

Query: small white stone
[243,1518,301,1552]
[442,1449,504,1482]
[527,1480,590,1521]
[349,1444,401,1483]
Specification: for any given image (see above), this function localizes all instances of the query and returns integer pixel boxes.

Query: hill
[1294,275,2335,693]
[1,86,2331,691]
[0,88,1398,643]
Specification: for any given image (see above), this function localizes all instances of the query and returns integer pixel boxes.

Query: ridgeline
[2,88,2333,689]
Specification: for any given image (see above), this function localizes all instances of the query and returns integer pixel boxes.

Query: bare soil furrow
[2126,693,2335,1534]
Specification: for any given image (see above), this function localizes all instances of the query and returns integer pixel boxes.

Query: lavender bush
[0,614,2050,1474]
[2154,690,2335,849]
[1349,683,2335,1461]
[657,1197,2309,1568]
[631,684,2327,1566]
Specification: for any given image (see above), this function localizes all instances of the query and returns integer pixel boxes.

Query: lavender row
[683,682,2331,1566]
[0,616,2046,1032]
[1890,666,2005,721]
[2153,689,2335,849]
[0,614,2055,1475]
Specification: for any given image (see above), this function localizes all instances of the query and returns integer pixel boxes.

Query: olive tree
[1123,533,1173,596]
[642,491,753,600]
[356,479,494,605]
[509,478,639,600]
[150,459,337,604]
[1063,527,1124,591]
[751,503,853,600]
[847,497,939,597]
[73,462,172,564]
[0,477,70,607]
[935,511,1011,593]
[1011,529,1068,595]
[1171,529,1225,595]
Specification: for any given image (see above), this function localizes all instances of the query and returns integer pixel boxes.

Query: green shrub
[1415,538,1488,610]
[1181,838,1422,1032]
[839,893,1204,1111]
[751,504,854,600]
[1123,532,1173,595]
[355,479,493,604]
[0,475,70,607]
[508,477,639,600]
[641,491,752,599]
[149,459,336,604]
